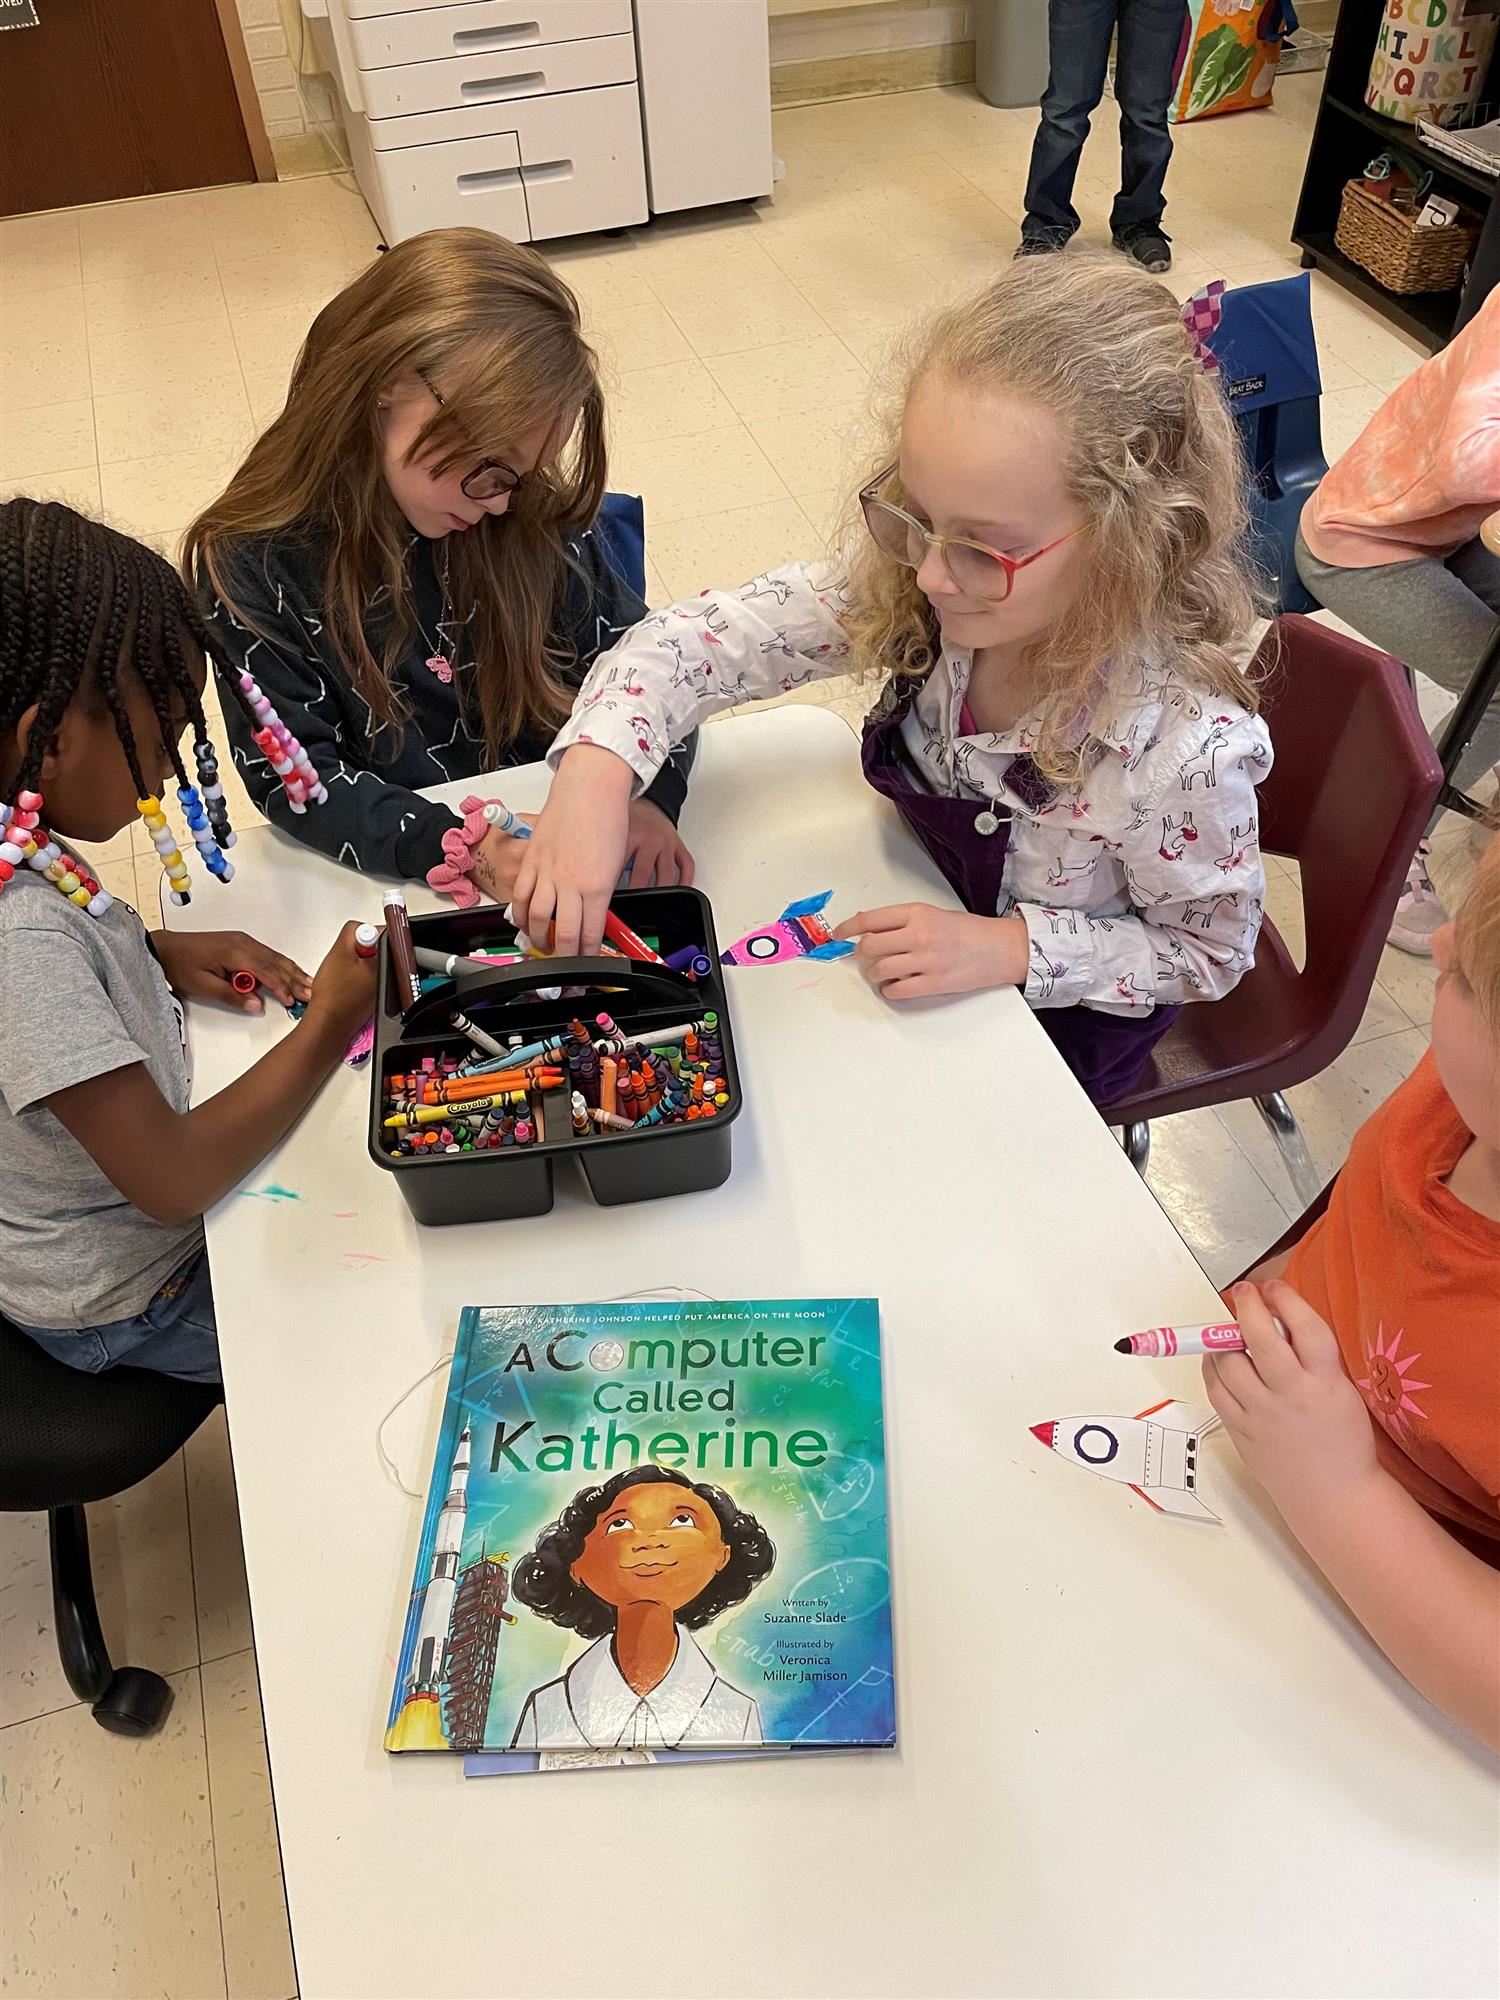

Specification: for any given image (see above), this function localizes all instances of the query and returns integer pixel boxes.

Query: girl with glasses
[185,228,693,908]
[516,254,1271,1106]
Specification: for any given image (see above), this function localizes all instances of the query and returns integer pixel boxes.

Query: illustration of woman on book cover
[509,1465,775,1753]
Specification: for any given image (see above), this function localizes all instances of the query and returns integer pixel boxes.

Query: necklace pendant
[973,808,1001,837]
[425,654,454,684]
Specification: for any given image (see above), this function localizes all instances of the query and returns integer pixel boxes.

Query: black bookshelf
[1291,0,1500,351]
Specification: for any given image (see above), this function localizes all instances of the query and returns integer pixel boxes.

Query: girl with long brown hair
[517,254,1270,1106]
[185,227,692,905]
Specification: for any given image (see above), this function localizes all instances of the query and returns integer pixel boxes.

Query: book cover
[384,1298,894,1766]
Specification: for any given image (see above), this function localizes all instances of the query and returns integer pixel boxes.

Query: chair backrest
[593,491,647,601]
[0,1313,221,1514]
[1213,276,1328,617]
[1254,614,1442,1009]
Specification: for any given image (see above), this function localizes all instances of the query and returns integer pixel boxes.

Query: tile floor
[0,68,1484,2000]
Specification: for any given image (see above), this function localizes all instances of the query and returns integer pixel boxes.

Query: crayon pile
[378,1011,730,1160]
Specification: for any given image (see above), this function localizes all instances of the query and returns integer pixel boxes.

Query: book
[384,1297,896,1770]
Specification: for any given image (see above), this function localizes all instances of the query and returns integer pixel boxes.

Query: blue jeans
[1023,0,1186,242]
[14,1250,221,1384]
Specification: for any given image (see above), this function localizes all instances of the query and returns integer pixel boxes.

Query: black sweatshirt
[205,524,692,879]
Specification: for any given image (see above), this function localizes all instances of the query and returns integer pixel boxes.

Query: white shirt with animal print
[551,561,1272,1015]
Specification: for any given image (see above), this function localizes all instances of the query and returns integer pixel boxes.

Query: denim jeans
[1022,0,1186,242]
[13,1249,221,1384]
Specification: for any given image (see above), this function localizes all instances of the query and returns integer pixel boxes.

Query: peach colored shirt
[1301,286,1500,569]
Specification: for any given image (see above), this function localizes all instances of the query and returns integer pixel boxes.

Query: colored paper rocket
[720,891,857,968]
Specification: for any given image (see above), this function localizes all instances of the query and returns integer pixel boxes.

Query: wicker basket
[1334,178,1479,295]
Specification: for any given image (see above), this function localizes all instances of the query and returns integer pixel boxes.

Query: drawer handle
[456,166,524,195]
[453,22,538,52]
[459,70,545,99]
[521,158,574,185]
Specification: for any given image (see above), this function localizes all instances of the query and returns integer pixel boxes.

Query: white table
[168,706,1499,2000]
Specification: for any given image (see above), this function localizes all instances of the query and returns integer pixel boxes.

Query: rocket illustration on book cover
[384,1298,895,1768]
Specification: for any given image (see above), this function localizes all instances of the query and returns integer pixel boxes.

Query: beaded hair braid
[0,498,324,914]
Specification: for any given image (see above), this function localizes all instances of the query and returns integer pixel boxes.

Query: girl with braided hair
[0,499,375,1382]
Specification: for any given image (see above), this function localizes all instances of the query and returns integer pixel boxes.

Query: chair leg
[1253,1093,1324,1211]
[48,1505,174,1738]
[1121,1121,1151,1176]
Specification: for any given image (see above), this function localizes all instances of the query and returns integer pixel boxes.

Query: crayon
[571,1091,591,1136]
[354,923,381,959]
[459,1034,565,1075]
[230,969,258,996]
[588,1107,635,1132]
[382,889,421,1010]
[384,1094,525,1128]
[601,1056,617,1116]
[451,1010,506,1058]
[1114,1323,1246,1357]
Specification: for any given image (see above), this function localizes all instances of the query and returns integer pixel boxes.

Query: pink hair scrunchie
[425,794,495,908]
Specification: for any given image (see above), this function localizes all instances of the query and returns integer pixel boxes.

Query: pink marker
[1114,1323,1246,1357]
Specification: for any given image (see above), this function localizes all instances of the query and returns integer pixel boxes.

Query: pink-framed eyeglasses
[858,464,1081,601]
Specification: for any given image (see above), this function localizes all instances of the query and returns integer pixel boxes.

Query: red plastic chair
[1099,614,1443,1200]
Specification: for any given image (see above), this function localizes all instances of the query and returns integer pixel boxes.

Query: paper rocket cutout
[1029,1399,1222,1523]
[721,891,857,968]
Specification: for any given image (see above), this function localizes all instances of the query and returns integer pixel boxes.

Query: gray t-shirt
[0,874,202,1329]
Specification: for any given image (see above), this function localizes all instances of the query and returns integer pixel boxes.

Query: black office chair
[0,1313,222,1736]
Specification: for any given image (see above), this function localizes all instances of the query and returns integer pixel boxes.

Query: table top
[166,705,1499,2000]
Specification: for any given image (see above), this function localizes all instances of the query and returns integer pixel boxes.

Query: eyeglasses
[858,465,1080,602]
[417,371,523,503]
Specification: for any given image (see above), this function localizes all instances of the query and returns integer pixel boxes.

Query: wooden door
[0,0,259,216]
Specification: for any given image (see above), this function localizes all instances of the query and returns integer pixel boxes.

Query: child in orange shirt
[1207,840,1500,1750]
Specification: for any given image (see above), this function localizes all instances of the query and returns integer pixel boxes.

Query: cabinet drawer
[361,29,635,121]
[512,82,647,240]
[375,127,532,243]
[348,0,631,68]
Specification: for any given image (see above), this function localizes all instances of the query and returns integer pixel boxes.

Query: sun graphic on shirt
[1356,1324,1432,1441]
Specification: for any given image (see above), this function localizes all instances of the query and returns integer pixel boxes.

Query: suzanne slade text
[487,1325,831,1475]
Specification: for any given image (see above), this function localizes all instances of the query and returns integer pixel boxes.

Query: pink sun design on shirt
[1356,1323,1432,1441]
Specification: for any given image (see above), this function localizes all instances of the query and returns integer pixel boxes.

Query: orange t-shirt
[1285,1051,1500,1544]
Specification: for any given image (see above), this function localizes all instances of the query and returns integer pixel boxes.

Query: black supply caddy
[368,888,742,1225]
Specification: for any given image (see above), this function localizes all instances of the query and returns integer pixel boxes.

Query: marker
[603,909,667,966]
[414,946,527,977]
[382,889,421,1010]
[354,923,381,959]
[665,944,713,980]
[482,801,532,840]
[1114,1323,1246,1357]
[230,969,257,996]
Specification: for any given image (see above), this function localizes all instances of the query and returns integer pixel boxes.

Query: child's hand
[622,799,695,889]
[833,906,1030,1000]
[153,929,312,1014]
[512,745,634,955]
[304,921,379,1038]
[469,819,537,907]
[1203,1280,1379,1525]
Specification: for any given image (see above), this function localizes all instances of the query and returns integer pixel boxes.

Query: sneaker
[1388,840,1449,956]
[1014,229,1070,260]
[1112,225,1172,274]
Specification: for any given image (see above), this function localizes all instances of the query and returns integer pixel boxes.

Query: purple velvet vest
[858,681,1179,1106]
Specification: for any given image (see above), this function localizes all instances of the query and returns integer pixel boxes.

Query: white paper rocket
[1029,1399,1221,1523]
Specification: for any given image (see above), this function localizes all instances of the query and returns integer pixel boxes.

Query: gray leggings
[1294,527,1500,789]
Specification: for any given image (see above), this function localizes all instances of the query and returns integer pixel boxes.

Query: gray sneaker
[1113,225,1172,274]
[1387,840,1448,956]
[1014,229,1070,260]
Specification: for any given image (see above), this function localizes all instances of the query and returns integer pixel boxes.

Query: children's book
[384,1298,895,1770]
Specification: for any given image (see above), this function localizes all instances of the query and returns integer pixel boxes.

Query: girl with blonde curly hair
[516,253,1272,1103]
